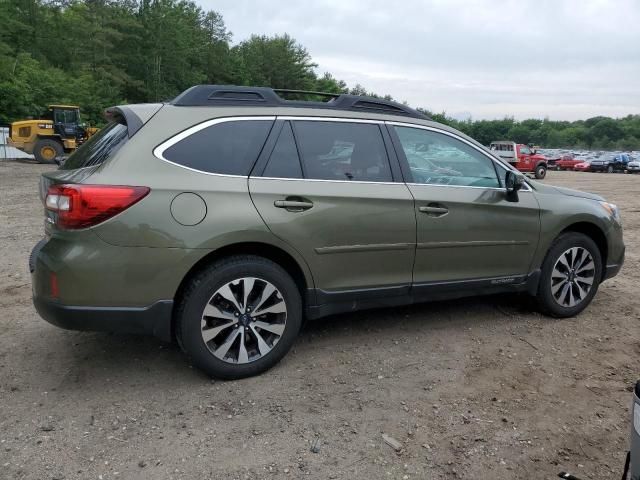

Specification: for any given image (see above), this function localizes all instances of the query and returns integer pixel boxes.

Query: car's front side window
[394,126,500,188]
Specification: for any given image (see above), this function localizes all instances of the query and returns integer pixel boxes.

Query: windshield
[54,109,79,125]
[60,121,128,170]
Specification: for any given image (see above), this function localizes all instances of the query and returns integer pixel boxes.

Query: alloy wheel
[550,247,595,307]
[200,277,287,364]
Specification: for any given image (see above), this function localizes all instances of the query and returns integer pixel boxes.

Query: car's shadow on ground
[33,293,541,390]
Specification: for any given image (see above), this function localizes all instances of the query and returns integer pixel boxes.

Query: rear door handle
[274,198,314,211]
[419,204,449,216]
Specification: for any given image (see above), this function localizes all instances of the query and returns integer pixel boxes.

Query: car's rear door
[387,122,541,289]
[249,118,416,301]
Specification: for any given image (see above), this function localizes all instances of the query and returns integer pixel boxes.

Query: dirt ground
[0,160,638,480]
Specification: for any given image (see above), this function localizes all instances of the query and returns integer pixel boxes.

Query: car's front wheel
[536,232,602,317]
[535,165,547,179]
[34,138,63,164]
[176,255,302,379]
[607,165,615,173]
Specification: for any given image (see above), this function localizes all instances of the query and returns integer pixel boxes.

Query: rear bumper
[33,297,173,342]
[30,236,178,342]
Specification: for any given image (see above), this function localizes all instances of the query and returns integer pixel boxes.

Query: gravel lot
[1,161,638,480]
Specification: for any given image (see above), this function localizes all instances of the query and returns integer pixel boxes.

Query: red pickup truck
[489,141,548,179]
[551,154,583,171]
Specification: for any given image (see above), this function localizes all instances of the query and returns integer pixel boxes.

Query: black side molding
[305,272,542,320]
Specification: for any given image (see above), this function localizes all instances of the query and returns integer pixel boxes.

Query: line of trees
[1,0,639,150]
[426,113,640,151]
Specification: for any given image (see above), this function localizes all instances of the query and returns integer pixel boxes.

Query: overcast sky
[199,0,640,120]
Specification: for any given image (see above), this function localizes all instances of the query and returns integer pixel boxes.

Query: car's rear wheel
[534,165,547,179]
[176,255,302,379]
[536,232,602,317]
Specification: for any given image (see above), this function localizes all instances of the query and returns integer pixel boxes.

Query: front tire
[176,255,302,379]
[534,165,547,179]
[33,138,63,164]
[607,165,614,173]
[536,232,602,317]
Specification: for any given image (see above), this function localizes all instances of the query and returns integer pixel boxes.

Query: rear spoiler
[104,104,163,138]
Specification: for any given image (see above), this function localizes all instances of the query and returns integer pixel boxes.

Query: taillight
[45,184,150,229]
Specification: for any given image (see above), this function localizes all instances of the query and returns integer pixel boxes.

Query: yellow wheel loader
[8,105,99,163]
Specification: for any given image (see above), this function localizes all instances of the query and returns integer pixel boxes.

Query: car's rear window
[162,120,274,175]
[60,122,128,170]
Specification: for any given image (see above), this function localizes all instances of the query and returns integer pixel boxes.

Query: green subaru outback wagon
[31,85,624,379]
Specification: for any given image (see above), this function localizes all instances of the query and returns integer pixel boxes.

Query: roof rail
[273,88,341,100]
[170,85,429,120]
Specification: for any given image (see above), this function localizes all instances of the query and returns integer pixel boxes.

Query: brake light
[45,184,150,229]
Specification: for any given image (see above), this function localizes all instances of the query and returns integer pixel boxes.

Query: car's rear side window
[162,120,273,175]
[61,121,128,170]
[263,122,303,179]
[293,121,392,182]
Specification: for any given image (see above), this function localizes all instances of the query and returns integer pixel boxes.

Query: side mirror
[505,170,525,201]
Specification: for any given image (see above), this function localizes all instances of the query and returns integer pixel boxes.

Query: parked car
[590,153,630,173]
[489,141,548,179]
[626,157,640,173]
[546,152,572,170]
[30,85,625,379]
[573,160,593,172]
[553,154,584,171]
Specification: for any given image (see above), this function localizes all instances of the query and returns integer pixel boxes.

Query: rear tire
[535,232,602,318]
[176,255,302,379]
[534,165,547,179]
[33,138,63,164]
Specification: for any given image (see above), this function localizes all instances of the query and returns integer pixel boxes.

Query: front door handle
[419,204,449,216]
[274,197,314,212]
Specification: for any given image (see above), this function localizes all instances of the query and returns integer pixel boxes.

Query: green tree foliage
[230,34,317,90]
[0,0,638,150]
[424,112,640,150]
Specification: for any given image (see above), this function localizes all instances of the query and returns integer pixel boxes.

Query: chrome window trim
[152,115,531,191]
[152,116,276,178]
[252,176,402,186]
[405,182,510,192]
[386,121,532,192]
[277,116,382,124]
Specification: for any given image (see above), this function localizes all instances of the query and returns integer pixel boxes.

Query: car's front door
[388,123,541,288]
[249,118,416,301]
[517,144,535,171]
